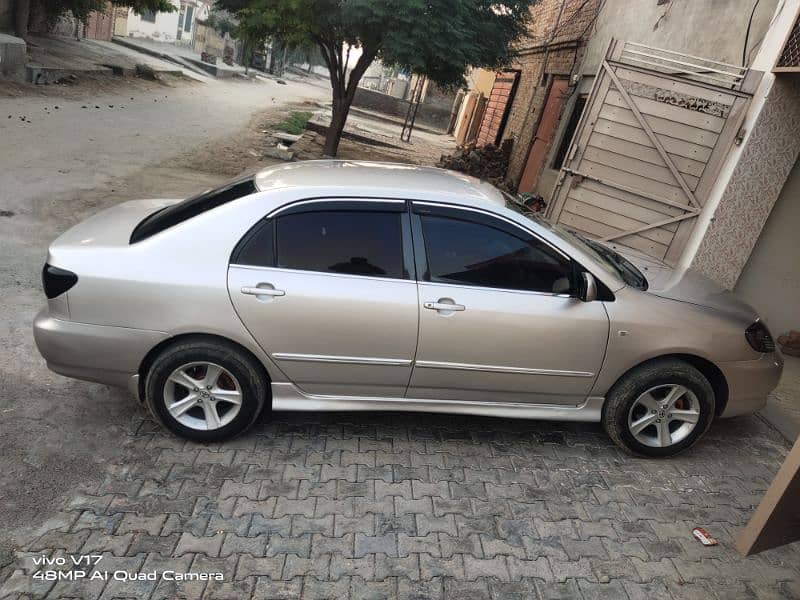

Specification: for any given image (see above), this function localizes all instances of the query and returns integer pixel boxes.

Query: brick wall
[33,2,114,40]
[476,72,517,146]
[83,3,114,41]
[501,0,600,183]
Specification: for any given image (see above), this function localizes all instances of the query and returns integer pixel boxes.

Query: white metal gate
[548,40,758,264]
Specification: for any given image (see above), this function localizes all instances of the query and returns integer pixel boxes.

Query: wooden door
[519,78,569,194]
[548,40,756,264]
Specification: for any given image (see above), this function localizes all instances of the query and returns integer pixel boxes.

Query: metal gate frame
[548,40,760,264]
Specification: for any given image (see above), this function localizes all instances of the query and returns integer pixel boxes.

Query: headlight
[745,321,775,353]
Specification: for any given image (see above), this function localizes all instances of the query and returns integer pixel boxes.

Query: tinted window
[131,176,256,243]
[233,219,274,267]
[421,215,572,293]
[276,211,404,278]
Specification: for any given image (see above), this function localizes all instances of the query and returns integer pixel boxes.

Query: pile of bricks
[777,330,800,356]
[437,139,515,191]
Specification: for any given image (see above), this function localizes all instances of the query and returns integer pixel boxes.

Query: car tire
[602,359,715,457]
[144,339,268,442]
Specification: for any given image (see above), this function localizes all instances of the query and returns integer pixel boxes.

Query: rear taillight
[745,321,775,353]
[42,264,78,299]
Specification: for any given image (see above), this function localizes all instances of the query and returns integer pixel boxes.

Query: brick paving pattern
[1,411,799,599]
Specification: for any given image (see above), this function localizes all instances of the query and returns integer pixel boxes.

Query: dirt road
[0,74,328,560]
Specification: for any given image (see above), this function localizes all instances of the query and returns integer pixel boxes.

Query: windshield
[503,194,648,290]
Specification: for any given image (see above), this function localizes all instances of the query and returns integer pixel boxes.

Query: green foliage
[36,0,175,25]
[216,0,535,154]
[204,10,239,38]
[276,111,313,135]
[215,0,535,88]
[115,0,176,13]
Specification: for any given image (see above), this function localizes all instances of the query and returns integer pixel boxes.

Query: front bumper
[718,352,784,417]
[33,309,167,389]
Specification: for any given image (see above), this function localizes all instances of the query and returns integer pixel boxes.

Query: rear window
[129,176,257,243]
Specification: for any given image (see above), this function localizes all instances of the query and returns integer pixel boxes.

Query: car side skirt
[271,382,605,422]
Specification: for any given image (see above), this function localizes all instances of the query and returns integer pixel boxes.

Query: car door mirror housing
[578,272,598,302]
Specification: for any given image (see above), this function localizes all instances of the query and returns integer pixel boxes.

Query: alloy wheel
[627,384,701,448]
[163,361,243,431]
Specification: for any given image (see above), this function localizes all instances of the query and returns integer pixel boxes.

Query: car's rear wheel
[144,339,268,442]
[602,359,715,457]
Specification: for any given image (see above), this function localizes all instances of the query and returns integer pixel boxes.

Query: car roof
[254,160,506,208]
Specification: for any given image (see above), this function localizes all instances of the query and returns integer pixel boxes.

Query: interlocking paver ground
[1,411,799,599]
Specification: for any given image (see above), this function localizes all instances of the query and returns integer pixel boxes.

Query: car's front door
[228,199,418,398]
[407,202,609,405]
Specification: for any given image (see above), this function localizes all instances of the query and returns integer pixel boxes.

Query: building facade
[504,0,780,201]
[126,0,181,42]
[125,0,209,44]
[501,0,799,338]
[499,0,601,191]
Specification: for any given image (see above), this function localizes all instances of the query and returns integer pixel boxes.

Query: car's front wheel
[602,359,715,457]
[144,339,268,442]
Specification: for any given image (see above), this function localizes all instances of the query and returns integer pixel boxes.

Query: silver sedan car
[33,161,783,456]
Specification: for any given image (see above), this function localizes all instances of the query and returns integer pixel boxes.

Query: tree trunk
[323,95,352,157]
[14,0,30,39]
[315,39,378,157]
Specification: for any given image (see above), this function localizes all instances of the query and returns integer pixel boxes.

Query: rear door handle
[424,301,465,312]
[241,285,285,297]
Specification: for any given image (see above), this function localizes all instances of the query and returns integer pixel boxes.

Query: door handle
[424,300,465,312]
[241,285,285,297]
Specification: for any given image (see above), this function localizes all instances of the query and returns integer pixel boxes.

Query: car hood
[612,246,758,323]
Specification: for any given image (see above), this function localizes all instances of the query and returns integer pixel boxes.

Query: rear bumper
[718,352,784,417]
[33,309,167,388]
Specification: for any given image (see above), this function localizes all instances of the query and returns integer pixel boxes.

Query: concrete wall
[0,32,25,80]
[581,0,780,76]
[691,75,800,288]
[472,69,496,96]
[126,0,180,42]
[352,86,453,131]
[684,0,800,288]
[0,0,13,33]
[114,6,128,36]
[735,157,800,337]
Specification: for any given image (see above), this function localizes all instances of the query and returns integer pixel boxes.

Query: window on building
[275,211,405,279]
[184,6,193,32]
[420,214,573,294]
[139,9,156,22]
[553,95,587,169]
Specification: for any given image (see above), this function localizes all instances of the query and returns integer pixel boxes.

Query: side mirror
[578,272,598,302]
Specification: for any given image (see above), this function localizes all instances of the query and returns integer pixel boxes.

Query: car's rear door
[228,199,418,398]
[407,202,609,405]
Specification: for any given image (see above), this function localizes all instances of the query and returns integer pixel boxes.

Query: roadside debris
[289,131,327,161]
[262,144,295,161]
[777,330,800,356]
[274,132,303,144]
[692,527,719,546]
[135,64,161,81]
[437,139,515,192]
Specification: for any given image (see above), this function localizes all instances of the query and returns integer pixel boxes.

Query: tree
[18,0,175,39]
[216,0,535,156]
